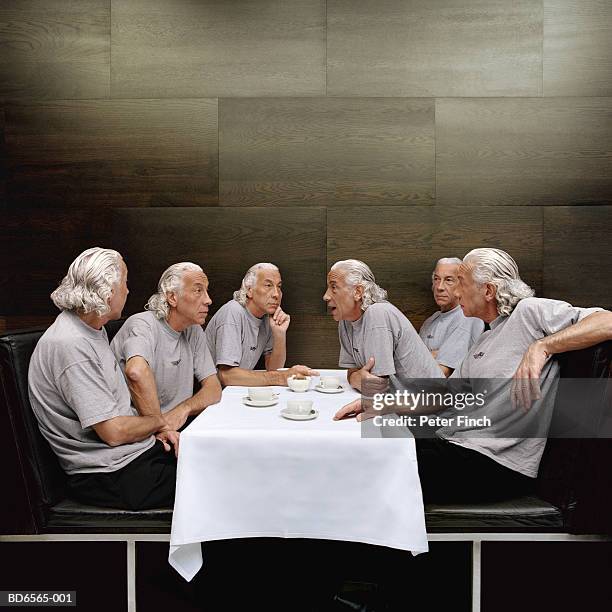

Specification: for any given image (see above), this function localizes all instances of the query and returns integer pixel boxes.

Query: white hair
[463,248,534,317]
[51,247,123,317]
[233,263,279,307]
[331,259,388,311]
[432,257,462,279]
[145,262,204,320]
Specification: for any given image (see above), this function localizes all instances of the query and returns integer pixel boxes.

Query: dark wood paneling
[4,99,218,208]
[0,0,109,101]
[111,0,325,98]
[431,206,544,299]
[327,207,436,326]
[0,209,111,316]
[0,107,5,206]
[220,98,434,206]
[285,314,341,369]
[111,207,327,317]
[544,1,612,96]
[436,98,612,207]
[327,0,542,97]
[543,206,612,308]
[327,206,543,329]
[0,315,55,334]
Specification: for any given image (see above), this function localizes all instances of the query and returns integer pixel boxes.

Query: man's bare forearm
[94,414,167,447]
[125,357,162,417]
[266,334,286,371]
[348,368,361,391]
[173,375,223,417]
[538,311,612,356]
[217,365,286,387]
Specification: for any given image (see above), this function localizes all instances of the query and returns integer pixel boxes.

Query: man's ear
[166,291,178,308]
[484,282,496,302]
[246,287,253,299]
[354,284,364,302]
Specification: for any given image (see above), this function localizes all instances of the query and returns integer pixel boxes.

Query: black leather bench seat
[44,495,563,535]
[425,496,563,533]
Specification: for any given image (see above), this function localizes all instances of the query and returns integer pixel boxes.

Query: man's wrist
[535,338,553,358]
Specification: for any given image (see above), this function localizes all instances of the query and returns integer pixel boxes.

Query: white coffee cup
[248,387,276,402]
[287,375,310,393]
[287,399,313,416]
[320,376,341,389]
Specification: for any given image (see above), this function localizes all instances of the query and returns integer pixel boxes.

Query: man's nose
[434,279,444,291]
[323,290,330,302]
[204,291,212,305]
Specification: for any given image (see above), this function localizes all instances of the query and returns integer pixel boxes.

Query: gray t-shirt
[28,311,155,475]
[438,297,603,477]
[205,299,274,370]
[338,301,443,391]
[419,305,485,370]
[111,311,217,414]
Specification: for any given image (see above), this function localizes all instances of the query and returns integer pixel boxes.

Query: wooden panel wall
[1,0,611,363]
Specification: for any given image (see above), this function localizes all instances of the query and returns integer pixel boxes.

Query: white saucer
[243,396,279,407]
[314,384,344,394]
[280,408,319,421]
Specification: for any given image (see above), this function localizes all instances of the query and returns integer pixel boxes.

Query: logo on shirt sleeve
[171,359,181,365]
[250,346,257,351]
[473,351,485,360]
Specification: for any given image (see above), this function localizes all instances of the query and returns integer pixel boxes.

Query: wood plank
[0,0,109,101]
[327,207,436,327]
[0,315,55,334]
[220,98,434,206]
[111,0,325,98]
[543,206,612,308]
[111,208,327,317]
[436,98,612,207]
[0,108,5,207]
[4,99,218,207]
[284,314,341,370]
[544,1,612,96]
[0,209,111,316]
[327,0,542,97]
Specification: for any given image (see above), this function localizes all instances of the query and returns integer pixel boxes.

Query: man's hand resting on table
[333,397,378,422]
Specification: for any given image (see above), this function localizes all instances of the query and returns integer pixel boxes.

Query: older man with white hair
[28,248,179,510]
[323,259,443,397]
[419,257,484,376]
[111,262,222,433]
[336,248,612,503]
[205,262,318,387]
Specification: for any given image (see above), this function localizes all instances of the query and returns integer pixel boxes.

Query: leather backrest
[538,341,612,532]
[0,319,125,531]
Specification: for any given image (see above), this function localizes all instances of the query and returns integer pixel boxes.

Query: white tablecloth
[168,370,428,581]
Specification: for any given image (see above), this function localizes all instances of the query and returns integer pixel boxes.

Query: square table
[169,370,428,581]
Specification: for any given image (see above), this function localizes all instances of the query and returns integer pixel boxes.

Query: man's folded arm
[92,414,167,447]
[124,355,162,417]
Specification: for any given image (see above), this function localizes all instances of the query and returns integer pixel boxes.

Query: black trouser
[415,437,535,504]
[67,441,177,510]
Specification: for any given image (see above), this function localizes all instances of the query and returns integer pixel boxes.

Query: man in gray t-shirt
[111,262,222,433]
[324,259,442,399]
[334,248,612,499]
[419,258,484,376]
[28,248,178,510]
[206,263,317,387]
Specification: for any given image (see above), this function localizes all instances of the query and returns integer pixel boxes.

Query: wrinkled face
[323,268,363,322]
[455,263,487,319]
[172,270,212,326]
[107,260,129,320]
[248,269,282,317]
[432,263,459,311]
